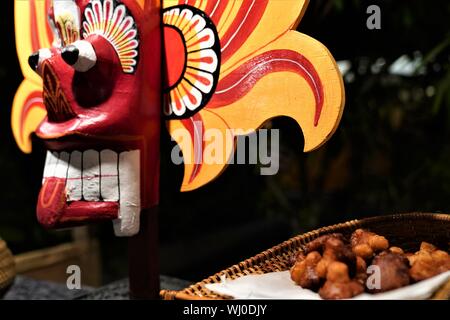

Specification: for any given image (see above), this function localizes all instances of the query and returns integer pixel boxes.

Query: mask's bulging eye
[28,48,52,72]
[62,40,97,72]
[28,52,40,71]
[61,46,79,65]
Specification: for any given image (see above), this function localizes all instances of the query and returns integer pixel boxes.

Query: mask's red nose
[42,63,77,123]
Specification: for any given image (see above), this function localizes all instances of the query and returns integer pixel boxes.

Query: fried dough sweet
[290,231,449,299]
[408,242,450,281]
[351,229,389,260]
[318,262,365,299]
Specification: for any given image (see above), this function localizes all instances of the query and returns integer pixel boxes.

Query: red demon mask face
[30,0,161,236]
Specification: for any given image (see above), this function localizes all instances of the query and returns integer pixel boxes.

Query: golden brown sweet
[389,246,405,255]
[291,234,361,295]
[318,262,365,299]
[355,256,368,284]
[290,251,322,290]
[315,236,356,278]
[351,229,389,260]
[408,242,450,281]
[290,232,450,299]
[303,233,346,253]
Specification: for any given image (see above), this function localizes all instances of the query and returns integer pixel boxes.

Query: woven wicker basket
[161,213,450,300]
[0,239,15,294]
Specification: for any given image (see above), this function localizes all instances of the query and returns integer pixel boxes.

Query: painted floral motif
[52,0,81,47]
[163,5,220,117]
[82,0,139,74]
[164,0,345,191]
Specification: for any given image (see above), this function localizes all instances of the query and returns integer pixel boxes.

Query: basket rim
[0,239,16,292]
[160,212,450,300]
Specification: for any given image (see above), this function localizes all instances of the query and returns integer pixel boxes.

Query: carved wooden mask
[12,0,345,236]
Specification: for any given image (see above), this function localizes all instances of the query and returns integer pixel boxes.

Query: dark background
[0,0,449,284]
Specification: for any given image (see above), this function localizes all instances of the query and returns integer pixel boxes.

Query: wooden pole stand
[128,207,160,299]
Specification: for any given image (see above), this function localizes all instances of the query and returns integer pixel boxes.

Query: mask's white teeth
[41,149,141,237]
[66,151,82,201]
[100,150,119,202]
[55,152,70,178]
[114,150,141,237]
[82,150,101,201]
[43,151,59,182]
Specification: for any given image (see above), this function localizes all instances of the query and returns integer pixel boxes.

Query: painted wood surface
[164,0,345,191]
[11,0,344,238]
[13,0,161,236]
